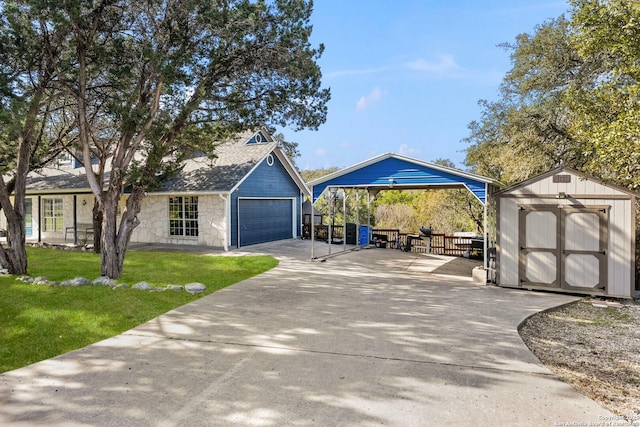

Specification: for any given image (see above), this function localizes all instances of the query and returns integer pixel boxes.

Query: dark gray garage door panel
[239,199,293,246]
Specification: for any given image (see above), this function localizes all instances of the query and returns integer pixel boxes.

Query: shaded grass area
[0,247,278,373]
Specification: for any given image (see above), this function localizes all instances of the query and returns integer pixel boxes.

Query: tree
[370,160,484,235]
[464,4,640,192]
[372,190,418,232]
[463,0,640,283]
[464,17,605,184]
[45,0,329,278]
[300,167,339,182]
[567,0,640,190]
[373,203,416,233]
[272,131,300,167]
[0,1,74,274]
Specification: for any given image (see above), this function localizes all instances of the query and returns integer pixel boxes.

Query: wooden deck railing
[372,229,478,256]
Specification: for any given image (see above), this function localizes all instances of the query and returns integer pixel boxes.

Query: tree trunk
[92,199,102,253]
[100,188,121,278]
[100,187,145,279]
[0,175,28,275]
[0,139,31,276]
[0,217,27,274]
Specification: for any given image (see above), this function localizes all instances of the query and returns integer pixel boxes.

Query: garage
[238,198,294,247]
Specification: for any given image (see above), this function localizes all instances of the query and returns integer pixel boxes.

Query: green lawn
[0,247,278,373]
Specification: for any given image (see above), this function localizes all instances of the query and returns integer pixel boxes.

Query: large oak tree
[464,1,640,192]
[43,0,329,278]
[463,16,602,185]
[464,0,640,282]
[0,1,75,274]
[568,0,640,191]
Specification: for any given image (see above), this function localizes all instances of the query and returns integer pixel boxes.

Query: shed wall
[497,168,635,298]
[506,173,628,197]
[499,196,633,297]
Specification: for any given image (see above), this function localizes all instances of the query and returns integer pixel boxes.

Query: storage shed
[495,167,637,298]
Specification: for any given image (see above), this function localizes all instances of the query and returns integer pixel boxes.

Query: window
[169,196,198,237]
[246,131,268,145]
[24,199,33,237]
[56,152,73,166]
[43,198,63,231]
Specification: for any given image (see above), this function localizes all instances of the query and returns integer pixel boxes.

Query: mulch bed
[519,298,640,418]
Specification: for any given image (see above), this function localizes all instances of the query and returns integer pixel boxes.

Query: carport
[307,153,498,270]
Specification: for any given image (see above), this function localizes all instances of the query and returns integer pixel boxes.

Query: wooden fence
[306,225,482,257]
[429,233,473,256]
[372,229,477,256]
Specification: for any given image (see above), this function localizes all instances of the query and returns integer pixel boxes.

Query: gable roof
[158,131,277,193]
[493,166,638,198]
[308,153,497,204]
[24,130,309,196]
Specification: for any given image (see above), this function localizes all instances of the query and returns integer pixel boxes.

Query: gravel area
[519,298,640,419]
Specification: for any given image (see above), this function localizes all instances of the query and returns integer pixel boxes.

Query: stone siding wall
[130,194,227,248]
[3,193,227,248]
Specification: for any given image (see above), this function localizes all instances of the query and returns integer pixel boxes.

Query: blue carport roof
[308,153,497,205]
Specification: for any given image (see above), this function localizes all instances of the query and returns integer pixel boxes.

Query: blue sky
[279,1,570,172]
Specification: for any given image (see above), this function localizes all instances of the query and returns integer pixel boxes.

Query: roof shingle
[25,132,276,193]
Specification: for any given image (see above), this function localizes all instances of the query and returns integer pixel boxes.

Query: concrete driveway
[0,240,613,426]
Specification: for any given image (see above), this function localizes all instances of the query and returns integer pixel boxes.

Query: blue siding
[231,153,302,247]
[312,157,488,204]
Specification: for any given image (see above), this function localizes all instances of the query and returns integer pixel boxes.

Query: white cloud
[398,144,421,157]
[315,148,328,157]
[340,140,352,149]
[356,87,386,112]
[326,66,391,79]
[405,54,464,75]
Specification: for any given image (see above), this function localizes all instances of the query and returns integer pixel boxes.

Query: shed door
[519,206,561,287]
[238,199,293,247]
[561,207,608,292]
[519,205,608,293]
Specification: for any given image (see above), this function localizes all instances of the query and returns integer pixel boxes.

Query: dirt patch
[519,298,640,419]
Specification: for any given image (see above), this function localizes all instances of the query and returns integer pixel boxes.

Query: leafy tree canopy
[567,0,640,190]
[464,1,640,191]
[21,0,331,278]
[300,167,339,182]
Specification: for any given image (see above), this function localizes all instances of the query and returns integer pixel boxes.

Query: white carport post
[484,183,488,274]
[355,190,360,225]
[367,187,377,245]
[328,188,334,256]
[311,191,315,259]
[343,189,347,252]
[367,189,372,245]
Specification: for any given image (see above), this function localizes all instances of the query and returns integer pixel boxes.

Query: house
[494,167,637,298]
[1,129,309,250]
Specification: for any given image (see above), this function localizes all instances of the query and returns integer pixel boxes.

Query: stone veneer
[130,194,227,247]
[2,193,227,248]
[16,194,95,242]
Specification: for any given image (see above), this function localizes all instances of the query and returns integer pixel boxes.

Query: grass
[0,247,278,373]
